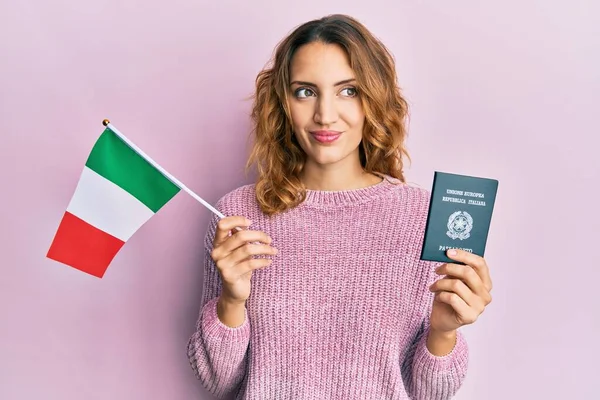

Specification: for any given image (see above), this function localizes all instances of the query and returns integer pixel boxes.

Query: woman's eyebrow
[289,78,356,87]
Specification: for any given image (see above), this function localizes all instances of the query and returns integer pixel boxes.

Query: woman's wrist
[216,295,247,328]
[426,328,457,356]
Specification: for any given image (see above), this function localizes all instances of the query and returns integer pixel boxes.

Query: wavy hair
[246,14,410,216]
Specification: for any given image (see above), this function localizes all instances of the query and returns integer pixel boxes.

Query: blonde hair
[246,14,410,216]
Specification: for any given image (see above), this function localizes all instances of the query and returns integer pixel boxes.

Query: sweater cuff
[413,327,469,375]
[201,297,251,343]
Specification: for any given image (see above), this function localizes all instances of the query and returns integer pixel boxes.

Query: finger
[220,258,273,282]
[238,257,274,275]
[218,229,273,255]
[446,249,493,291]
[214,216,252,246]
[435,291,479,325]
[429,278,479,308]
[225,243,278,266]
[436,263,487,300]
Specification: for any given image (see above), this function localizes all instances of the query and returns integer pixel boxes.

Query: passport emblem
[446,211,473,240]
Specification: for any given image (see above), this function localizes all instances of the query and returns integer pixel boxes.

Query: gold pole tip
[102,119,110,126]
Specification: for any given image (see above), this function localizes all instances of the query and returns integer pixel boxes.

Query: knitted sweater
[187,175,469,400]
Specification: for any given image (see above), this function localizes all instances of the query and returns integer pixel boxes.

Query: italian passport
[420,171,499,263]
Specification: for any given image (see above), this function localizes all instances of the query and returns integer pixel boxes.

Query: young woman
[188,14,493,400]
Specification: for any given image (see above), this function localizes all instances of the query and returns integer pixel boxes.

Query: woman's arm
[403,321,469,400]
[187,211,251,398]
[401,260,470,400]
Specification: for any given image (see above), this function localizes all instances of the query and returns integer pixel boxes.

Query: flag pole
[101,119,226,220]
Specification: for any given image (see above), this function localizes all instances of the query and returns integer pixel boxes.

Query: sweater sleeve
[401,261,469,399]
[187,210,251,399]
[404,321,469,399]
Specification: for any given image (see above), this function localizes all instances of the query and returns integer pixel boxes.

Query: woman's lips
[310,130,342,143]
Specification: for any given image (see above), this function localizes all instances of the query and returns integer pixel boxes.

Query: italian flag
[47,126,180,278]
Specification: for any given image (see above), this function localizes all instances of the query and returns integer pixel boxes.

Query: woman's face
[287,41,365,170]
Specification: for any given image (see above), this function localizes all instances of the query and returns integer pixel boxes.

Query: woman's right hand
[210,216,277,305]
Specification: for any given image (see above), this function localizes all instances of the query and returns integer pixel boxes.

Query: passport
[420,171,499,264]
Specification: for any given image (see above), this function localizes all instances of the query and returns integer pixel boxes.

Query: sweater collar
[300,174,402,207]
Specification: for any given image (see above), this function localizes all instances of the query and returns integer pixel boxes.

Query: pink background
[1,1,598,399]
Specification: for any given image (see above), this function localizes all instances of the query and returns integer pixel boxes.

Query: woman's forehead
[289,42,355,85]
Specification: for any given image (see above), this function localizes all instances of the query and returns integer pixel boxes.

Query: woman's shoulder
[215,183,257,208]
[384,175,432,208]
[214,183,261,218]
[378,177,434,232]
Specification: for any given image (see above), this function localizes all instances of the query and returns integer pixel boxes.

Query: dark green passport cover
[420,171,499,263]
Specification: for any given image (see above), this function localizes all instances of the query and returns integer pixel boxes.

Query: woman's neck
[300,162,383,191]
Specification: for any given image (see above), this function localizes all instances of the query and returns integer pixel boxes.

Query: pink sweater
[187,175,469,399]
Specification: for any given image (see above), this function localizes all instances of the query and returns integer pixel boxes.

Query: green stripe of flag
[85,128,180,212]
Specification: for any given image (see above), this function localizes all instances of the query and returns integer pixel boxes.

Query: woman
[187,14,493,400]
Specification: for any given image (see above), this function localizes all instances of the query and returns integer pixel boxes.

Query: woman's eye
[295,88,315,98]
[341,87,357,97]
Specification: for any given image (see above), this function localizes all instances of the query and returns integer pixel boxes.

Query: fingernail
[448,249,457,256]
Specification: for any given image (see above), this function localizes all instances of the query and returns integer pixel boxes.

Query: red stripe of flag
[47,211,125,278]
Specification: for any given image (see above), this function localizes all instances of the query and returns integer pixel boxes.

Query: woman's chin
[304,148,357,168]
[308,154,344,167]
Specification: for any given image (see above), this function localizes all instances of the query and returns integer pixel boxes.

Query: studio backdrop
[1,0,598,399]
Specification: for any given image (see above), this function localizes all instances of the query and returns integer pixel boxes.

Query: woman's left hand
[428,248,493,334]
